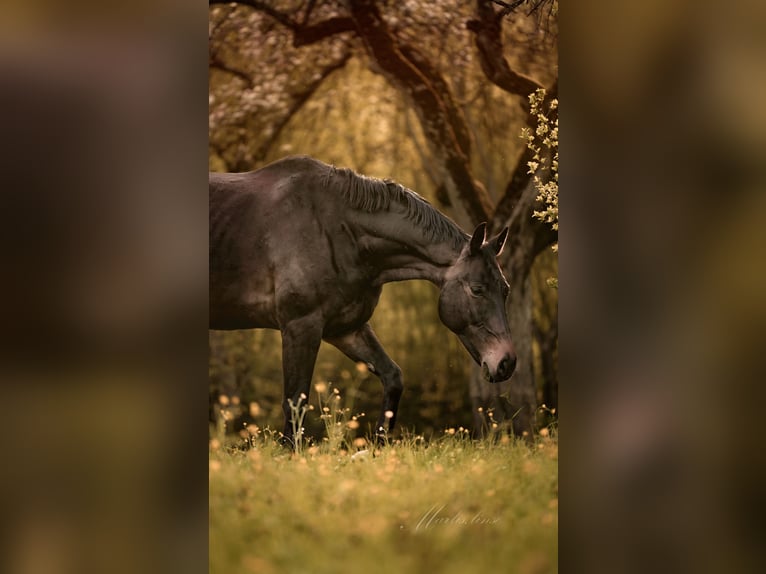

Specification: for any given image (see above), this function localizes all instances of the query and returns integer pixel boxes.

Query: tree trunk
[471,246,537,439]
[535,311,559,413]
[473,169,557,438]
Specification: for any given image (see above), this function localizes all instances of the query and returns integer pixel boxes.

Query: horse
[209,156,515,444]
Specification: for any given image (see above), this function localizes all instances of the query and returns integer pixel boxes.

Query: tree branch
[209,1,354,47]
[490,0,526,17]
[500,175,556,274]
[398,44,472,158]
[348,0,493,224]
[209,55,254,89]
[491,144,535,228]
[300,0,317,26]
[292,17,356,47]
[467,0,544,98]
[490,0,557,19]
[209,0,297,28]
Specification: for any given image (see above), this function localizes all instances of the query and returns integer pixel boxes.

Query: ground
[209,431,558,574]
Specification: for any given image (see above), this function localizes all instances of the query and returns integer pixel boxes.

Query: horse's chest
[323,286,381,336]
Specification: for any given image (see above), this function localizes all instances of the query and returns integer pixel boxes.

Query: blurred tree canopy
[209,0,558,438]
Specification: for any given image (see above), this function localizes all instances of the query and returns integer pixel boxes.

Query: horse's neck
[352,211,465,287]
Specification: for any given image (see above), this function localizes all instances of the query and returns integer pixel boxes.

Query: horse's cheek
[438,290,466,333]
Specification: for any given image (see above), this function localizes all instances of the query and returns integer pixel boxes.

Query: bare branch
[499,174,556,272]
[209,38,255,89]
[525,0,554,17]
[210,1,354,47]
[490,0,556,18]
[490,0,526,17]
[209,0,297,29]
[300,0,317,26]
[467,0,544,97]
[398,44,472,158]
[209,60,254,89]
[293,17,356,47]
[491,144,535,227]
[347,0,493,223]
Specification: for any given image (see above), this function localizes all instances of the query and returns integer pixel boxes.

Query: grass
[209,428,558,574]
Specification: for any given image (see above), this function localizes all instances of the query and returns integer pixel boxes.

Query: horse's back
[209,156,340,330]
[209,156,329,214]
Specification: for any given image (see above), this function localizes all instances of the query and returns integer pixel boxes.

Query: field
[209,430,558,574]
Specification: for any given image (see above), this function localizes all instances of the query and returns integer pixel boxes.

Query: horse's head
[438,222,516,383]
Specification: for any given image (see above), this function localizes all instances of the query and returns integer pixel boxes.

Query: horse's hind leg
[280,316,323,446]
[327,323,403,444]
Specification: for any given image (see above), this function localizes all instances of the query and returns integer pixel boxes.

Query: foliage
[209,434,558,574]
[523,88,558,253]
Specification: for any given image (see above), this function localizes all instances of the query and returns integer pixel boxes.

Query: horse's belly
[209,303,278,330]
[209,276,278,330]
[322,289,381,337]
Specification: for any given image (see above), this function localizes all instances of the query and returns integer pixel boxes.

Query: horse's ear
[490,227,509,256]
[469,222,487,255]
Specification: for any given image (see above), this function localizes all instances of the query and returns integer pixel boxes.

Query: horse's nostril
[498,354,516,379]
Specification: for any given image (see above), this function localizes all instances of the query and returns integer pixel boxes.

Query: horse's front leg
[326,323,403,444]
[279,315,323,446]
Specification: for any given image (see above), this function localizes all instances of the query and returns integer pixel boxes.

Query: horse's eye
[469,284,485,296]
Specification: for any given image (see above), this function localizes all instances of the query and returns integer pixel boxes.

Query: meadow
[209,426,558,574]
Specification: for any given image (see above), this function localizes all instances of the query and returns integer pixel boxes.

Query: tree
[209,0,558,437]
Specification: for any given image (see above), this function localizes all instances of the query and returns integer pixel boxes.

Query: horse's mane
[323,165,466,250]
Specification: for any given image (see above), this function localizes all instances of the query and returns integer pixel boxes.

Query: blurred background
[0,3,209,574]
[0,0,763,572]
[564,1,766,572]
[208,0,559,440]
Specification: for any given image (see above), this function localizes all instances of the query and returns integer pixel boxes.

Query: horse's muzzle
[482,353,516,383]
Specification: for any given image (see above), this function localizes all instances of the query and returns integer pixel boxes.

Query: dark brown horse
[210,156,515,443]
